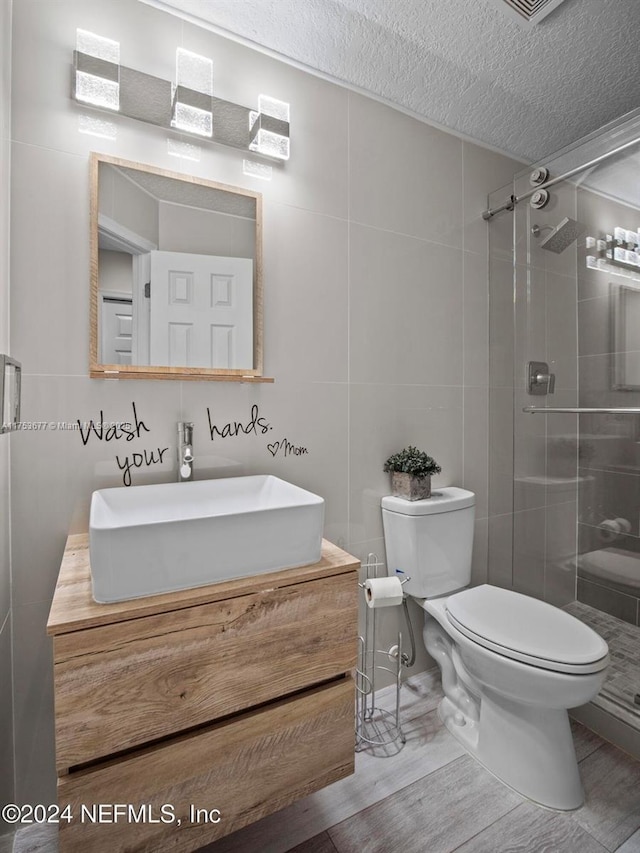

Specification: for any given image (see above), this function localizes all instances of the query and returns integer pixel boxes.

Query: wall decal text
[77,402,150,446]
[75,402,167,486]
[116,447,170,487]
[207,404,272,440]
[267,438,309,458]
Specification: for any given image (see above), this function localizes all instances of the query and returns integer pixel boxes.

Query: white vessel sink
[89,475,325,603]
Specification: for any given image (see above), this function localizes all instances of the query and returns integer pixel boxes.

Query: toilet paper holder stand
[355,554,408,753]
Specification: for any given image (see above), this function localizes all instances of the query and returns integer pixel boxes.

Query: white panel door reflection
[149,251,253,368]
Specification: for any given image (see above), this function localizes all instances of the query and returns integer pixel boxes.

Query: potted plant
[383,445,441,500]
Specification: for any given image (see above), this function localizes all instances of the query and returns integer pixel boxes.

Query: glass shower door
[489,107,640,726]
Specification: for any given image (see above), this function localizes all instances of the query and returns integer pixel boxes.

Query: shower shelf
[523,407,640,414]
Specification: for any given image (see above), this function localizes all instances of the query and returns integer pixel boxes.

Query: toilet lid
[446,585,609,674]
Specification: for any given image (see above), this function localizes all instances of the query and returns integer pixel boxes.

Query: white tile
[11,375,182,607]
[463,253,489,387]
[463,143,522,258]
[488,256,514,391]
[487,183,514,263]
[545,501,578,607]
[513,392,547,512]
[349,384,463,544]
[349,93,462,249]
[488,388,514,518]
[487,513,513,589]
[10,144,89,375]
[512,507,546,600]
[262,202,348,382]
[11,0,183,166]
[349,225,463,386]
[515,263,546,371]
[547,272,578,392]
[471,517,489,587]
[181,379,349,547]
[463,387,488,519]
[182,22,349,220]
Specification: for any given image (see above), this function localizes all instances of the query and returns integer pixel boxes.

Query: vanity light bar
[72,35,290,162]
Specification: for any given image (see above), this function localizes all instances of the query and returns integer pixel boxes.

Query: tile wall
[8,0,520,807]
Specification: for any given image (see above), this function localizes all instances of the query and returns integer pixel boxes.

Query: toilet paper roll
[598,517,631,543]
[364,576,404,609]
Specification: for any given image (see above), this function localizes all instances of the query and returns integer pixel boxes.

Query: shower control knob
[528,361,556,395]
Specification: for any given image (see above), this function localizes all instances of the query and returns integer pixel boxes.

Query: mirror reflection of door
[94,156,260,377]
[101,295,133,365]
[147,251,253,368]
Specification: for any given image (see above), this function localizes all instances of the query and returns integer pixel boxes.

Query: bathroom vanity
[47,535,359,853]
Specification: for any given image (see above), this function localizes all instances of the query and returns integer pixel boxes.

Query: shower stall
[487,107,640,753]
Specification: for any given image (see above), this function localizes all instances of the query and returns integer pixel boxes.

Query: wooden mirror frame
[89,153,271,382]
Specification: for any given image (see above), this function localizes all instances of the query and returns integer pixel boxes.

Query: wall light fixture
[74,30,120,111]
[171,48,214,138]
[72,32,291,162]
[249,95,290,161]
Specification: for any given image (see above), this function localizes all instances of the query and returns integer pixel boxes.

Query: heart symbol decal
[267,441,280,457]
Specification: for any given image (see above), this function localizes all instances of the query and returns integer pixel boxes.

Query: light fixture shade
[249,95,290,160]
[74,30,120,111]
[171,48,213,138]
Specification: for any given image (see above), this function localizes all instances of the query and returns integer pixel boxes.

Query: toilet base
[438,692,584,811]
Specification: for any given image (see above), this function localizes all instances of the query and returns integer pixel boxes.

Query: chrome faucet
[177,422,194,481]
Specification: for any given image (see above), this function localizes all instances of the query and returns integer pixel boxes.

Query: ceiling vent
[487,0,569,27]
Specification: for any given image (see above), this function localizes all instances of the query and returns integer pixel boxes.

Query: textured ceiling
[144,0,640,162]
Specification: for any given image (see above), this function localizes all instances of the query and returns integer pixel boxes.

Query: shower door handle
[528,361,555,395]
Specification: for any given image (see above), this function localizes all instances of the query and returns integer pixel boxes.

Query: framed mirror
[90,153,268,381]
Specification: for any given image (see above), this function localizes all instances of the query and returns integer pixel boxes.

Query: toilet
[382,486,609,811]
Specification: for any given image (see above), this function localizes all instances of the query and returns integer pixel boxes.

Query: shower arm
[523,407,640,414]
[482,136,640,221]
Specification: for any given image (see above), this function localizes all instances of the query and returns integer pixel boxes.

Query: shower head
[532,217,587,253]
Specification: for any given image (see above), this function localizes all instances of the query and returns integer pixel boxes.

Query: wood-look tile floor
[10,671,640,853]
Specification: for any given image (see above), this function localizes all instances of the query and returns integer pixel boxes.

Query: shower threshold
[565,600,640,730]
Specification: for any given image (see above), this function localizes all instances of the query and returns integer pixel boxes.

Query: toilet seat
[446,585,609,675]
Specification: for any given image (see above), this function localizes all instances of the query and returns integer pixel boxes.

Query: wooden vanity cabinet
[47,535,359,853]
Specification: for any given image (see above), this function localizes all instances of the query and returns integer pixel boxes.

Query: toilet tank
[381,487,475,598]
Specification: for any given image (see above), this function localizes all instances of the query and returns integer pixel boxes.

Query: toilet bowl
[381,487,609,810]
[422,586,607,809]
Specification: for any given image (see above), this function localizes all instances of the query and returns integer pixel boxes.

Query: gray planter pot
[390,472,431,500]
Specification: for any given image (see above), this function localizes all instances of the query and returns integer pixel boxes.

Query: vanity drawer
[57,678,354,853]
[53,572,357,770]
